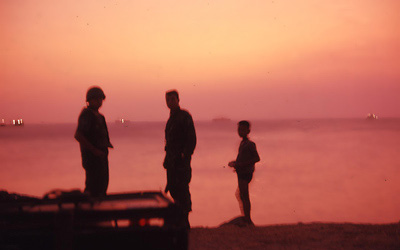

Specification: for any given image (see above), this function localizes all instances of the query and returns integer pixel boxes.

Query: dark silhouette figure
[75,86,113,197]
[163,90,196,229]
[228,120,260,226]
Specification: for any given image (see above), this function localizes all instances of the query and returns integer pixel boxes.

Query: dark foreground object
[0,190,187,250]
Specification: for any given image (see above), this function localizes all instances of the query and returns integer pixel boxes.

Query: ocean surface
[1,119,399,227]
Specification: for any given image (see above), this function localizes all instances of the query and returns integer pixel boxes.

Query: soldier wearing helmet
[75,86,113,197]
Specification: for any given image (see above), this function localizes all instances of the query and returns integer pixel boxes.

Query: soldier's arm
[103,117,113,149]
[183,114,197,158]
[74,130,106,157]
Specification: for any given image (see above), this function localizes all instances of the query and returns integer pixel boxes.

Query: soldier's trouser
[83,156,109,197]
[166,167,192,213]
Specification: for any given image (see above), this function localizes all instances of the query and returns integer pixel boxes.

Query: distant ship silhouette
[212,117,231,122]
[115,118,131,127]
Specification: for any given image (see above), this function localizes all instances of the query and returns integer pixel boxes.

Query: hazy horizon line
[3,116,399,126]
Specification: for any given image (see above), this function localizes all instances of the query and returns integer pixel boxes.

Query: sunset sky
[1,0,399,123]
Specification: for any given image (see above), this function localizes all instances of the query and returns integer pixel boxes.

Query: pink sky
[1,0,399,123]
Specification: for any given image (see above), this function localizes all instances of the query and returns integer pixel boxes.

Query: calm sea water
[1,119,399,227]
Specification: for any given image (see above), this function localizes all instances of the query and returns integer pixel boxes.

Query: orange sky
[1,0,399,123]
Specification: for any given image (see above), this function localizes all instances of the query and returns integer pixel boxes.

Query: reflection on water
[1,119,399,226]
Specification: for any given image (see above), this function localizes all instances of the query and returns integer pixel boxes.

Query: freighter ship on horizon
[366,113,378,120]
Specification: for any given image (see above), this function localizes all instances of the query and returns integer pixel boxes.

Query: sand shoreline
[189,222,400,250]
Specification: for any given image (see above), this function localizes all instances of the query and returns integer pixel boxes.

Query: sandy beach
[189,222,400,250]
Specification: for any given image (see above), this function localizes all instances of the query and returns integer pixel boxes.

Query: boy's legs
[235,187,244,215]
[238,178,252,224]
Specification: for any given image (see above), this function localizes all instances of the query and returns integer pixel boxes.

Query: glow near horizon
[1,0,399,123]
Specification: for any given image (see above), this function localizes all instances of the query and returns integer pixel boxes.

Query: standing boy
[163,90,196,228]
[75,86,113,197]
[228,120,260,226]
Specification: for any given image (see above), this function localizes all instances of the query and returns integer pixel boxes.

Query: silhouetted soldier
[163,90,196,229]
[228,120,260,226]
[75,86,113,197]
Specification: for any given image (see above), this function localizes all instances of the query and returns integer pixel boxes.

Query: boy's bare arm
[74,131,106,157]
[229,153,260,170]
[228,161,236,168]
[233,158,260,170]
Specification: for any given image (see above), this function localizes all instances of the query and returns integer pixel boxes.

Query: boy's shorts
[237,172,253,183]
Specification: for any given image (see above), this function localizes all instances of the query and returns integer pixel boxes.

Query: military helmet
[86,86,106,101]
